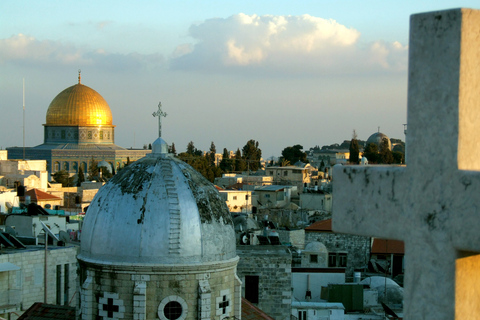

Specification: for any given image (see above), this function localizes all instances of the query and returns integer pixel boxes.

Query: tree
[186,141,202,156]
[187,141,195,155]
[209,141,216,167]
[235,148,246,172]
[281,144,307,165]
[363,143,379,163]
[349,130,360,164]
[77,167,85,186]
[148,143,152,150]
[392,151,404,164]
[53,170,74,187]
[242,139,262,171]
[169,142,177,155]
[87,157,99,181]
[220,148,234,172]
[379,138,394,164]
[280,159,291,167]
[98,166,113,181]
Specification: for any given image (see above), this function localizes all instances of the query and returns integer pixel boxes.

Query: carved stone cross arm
[333,8,480,320]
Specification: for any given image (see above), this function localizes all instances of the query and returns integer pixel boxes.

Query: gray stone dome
[366,132,391,150]
[78,146,236,265]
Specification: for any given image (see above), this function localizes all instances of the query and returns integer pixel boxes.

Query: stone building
[0,244,78,318]
[77,137,241,320]
[236,246,292,320]
[305,219,370,280]
[7,73,149,175]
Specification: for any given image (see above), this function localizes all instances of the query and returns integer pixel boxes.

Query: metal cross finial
[152,101,167,138]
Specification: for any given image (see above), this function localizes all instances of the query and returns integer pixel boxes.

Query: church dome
[78,139,236,265]
[45,82,113,127]
[366,132,391,150]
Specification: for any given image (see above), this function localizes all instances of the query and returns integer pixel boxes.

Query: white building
[0,158,49,191]
[218,190,252,213]
[0,244,78,318]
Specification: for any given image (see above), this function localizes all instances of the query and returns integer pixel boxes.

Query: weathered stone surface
[333,8,480,320]
[236,246,292,320]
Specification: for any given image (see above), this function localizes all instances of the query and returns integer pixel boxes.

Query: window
[64,264,69,304]
[164,301,182,320]
[245,275,259,303]
[310,254,318,263]
[233,196,237,200]
[100,131,103,140]
[269,171,273,175]
[264,194,270,198]
[339,253,347,267]
[158,296,187,320]
[298,310,307,320]
[328,253,337,267]
[329,252,347,267]
[283,171,288,176]
[56,265,62,305]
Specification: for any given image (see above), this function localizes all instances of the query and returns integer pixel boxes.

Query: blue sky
[1,1,479,158]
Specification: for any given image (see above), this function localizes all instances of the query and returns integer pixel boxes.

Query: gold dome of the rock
[45,83,113,126]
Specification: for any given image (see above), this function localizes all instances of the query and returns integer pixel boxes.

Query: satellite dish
[59,230,70,243]
[40,221,59,241]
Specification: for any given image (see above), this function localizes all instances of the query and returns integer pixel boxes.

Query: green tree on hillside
[379,138,394,164]
[363,143,378,163]
[77,167,85,187]
[281,144,307,165]
[53,170,74,187]
[242,139,262,171]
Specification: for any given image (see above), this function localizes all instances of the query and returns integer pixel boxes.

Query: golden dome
[45,83,113,126]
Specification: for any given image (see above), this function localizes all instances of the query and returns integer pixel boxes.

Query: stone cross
[333,9,480,320]
[152,101,167,138]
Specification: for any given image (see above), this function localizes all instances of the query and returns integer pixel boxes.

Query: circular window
[158,296,187,320]
[164,301,182,320]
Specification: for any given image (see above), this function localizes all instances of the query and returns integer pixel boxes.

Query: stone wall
[0,246,78,318]
[78,258,240,320]
[236,246,292,320]
[277,229,305,249]
[305,231,370,280]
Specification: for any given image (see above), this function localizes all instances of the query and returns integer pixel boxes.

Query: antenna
[23,78,25,160]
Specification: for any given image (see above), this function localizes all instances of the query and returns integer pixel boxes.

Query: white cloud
[0,34,165,71]
[170,13,407,75]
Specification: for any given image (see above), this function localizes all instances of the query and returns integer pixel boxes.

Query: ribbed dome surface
[78,151,236,265]
[45,84,113,126]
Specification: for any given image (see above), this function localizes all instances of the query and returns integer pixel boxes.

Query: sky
[1,1,479,159]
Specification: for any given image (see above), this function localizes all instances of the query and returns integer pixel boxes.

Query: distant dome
[366,132,391,150]
[45,83,113,126]
[78,149,236,265]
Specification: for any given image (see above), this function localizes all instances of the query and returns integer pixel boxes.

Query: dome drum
[44,126,114,144]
